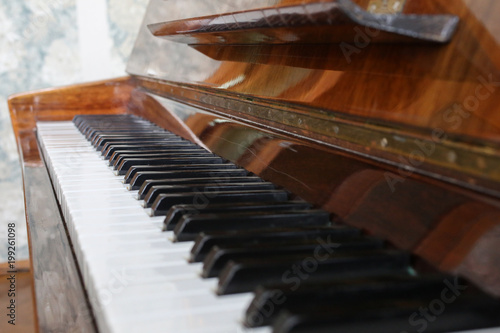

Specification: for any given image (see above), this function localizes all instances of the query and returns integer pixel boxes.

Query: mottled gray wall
[0,0,149,261]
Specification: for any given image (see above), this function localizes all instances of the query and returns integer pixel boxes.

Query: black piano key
[95,137,184,150]
[272,295,500,333]
[101,144,201,160]
[113,150,220,170]
[116,156,225,175]
[153,189,290,219]
[245,274,456,327]
[103,143,195,158]
[140,176,263,200]
[166,201,312,232]
[82,123,160,133]
[88,128,166,141]
[217,250,410,295]
[109,149,211,165]
[92,130,176,141]
[93,134,178,147]
[190,225,359,262]
[202,236,383,278]
[143,182,276,208]
[173,209,328,241]
[128,168,248,189]
[102,140,194,154]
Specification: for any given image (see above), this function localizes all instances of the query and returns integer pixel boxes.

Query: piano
[7,0,500,332]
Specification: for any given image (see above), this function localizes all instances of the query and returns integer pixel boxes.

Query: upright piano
[8,0,500,332]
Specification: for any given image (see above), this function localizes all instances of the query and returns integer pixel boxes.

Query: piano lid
[127,0,500,197]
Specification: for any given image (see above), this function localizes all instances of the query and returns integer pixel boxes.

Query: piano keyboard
[36,115,500,333]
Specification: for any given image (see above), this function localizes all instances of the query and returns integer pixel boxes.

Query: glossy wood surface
[128,0,500,197]
[129,89,500,297]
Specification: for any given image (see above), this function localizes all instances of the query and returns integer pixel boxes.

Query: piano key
[143,182,277,208]
[116,156,225,174]
[217,250,411,295]
[102,144,198,158]
[128,168,249,189]
[164,201,313,231]
[125,164,240,184]
[139,176,264,200]
[271,295,500,333]
[89,129,169,141]
[173,209,329,241]
[153,190,290,217]
[94,134,179,148]
[245,274,457,327]
[110,150,212,165]
[202,236,384,278]
[95,136,184,148]
[102,143,196,158]
[189,225,360,262]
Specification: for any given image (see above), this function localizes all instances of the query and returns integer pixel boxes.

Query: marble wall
[0,0,149,261]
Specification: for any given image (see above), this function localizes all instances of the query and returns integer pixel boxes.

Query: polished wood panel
[129,0,500,198]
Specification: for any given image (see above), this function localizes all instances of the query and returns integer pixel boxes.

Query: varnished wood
[128,0,500,201]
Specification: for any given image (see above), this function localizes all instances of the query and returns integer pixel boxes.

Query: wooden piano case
[8,0,500,332]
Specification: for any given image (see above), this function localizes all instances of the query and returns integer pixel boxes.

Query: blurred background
[0,0,149,262]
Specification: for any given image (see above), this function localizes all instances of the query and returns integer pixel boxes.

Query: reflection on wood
[172,106,500,296]
[197,0,500,141]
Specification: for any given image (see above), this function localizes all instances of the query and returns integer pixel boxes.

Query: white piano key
[37,120,261,333]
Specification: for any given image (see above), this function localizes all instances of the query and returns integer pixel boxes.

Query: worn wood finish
[0,262,36,333]
[7,78,135,333]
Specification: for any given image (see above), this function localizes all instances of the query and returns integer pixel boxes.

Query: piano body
[7,0,500,332]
